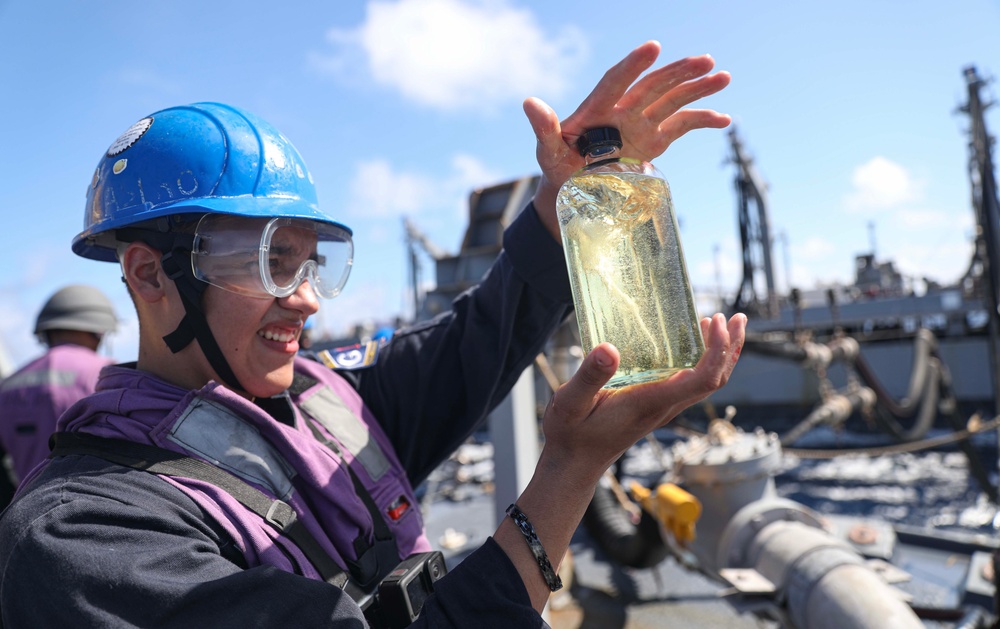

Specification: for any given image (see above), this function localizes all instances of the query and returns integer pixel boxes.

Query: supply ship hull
[706,290,995,433]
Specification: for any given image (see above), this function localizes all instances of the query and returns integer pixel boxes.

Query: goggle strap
[160,250,248,394]
[160,249,187,281]
[162,313,196,353]
[117,227,194,255]
[172,279,246,393]
[160,249,199,351]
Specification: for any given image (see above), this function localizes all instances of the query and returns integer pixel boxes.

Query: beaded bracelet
[505,503,563,592]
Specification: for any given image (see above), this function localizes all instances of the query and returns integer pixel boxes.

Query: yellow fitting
[630,481,702,544]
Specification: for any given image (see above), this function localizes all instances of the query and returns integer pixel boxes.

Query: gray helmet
[34,285,118,336]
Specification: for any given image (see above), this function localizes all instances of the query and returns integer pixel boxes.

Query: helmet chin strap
[160,248,248,394]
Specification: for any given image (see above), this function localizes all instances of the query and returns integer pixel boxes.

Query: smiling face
[125,218,329,399]
[197,219,325,398]
[201,279,320,398]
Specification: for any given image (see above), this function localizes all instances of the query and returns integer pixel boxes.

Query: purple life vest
[0,345,112,481]
[49,357,430,581]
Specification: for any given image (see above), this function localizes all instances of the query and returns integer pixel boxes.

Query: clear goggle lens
[192,215,353,299]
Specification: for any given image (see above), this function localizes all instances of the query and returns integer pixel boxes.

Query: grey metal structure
[674,422,924,628]
[413,176,540,322]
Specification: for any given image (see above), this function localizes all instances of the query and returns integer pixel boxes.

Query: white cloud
[784,236,848,288]
[442,153,505,220]
[312,0,588,111]
[348,160,437,218]
[892,208,946,229]
[450,153,501,189]
[892,240,973,283]
[844,156,923,212]
[0,296,35,375]
[101,315,139,365]
[791,235,836,261]
[893,207,970,231]
[0,287,137,372]
[345,154,501,222]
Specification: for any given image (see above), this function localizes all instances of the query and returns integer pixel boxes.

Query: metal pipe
[780,387,877,446]
[747,520,923,629]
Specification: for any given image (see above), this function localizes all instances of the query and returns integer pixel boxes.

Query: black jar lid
[576,127,623,157]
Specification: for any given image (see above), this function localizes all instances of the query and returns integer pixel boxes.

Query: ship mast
[960,65,1000,416]
[403,217,447,321]
[729,127,779,318]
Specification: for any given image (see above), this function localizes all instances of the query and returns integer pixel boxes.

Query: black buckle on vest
[265,500,297,531]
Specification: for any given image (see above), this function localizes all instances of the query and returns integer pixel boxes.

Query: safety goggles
[191,214,353,299]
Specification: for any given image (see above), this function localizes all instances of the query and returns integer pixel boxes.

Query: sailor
[0,42,745,627]
[0,284,117,493]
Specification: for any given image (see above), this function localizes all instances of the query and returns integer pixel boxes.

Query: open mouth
[257,328,299,343]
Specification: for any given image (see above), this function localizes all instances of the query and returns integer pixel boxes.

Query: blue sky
[1,0,998,370]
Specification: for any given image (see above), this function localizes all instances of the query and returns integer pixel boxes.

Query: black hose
[581,481,670,569]
[854,328,937,420]
[750,328,942,442]
[870,359,941,443]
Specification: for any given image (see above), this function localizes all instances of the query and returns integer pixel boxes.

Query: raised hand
[523,41,731,238]
[541,312,746,485]
[496,312,746,610]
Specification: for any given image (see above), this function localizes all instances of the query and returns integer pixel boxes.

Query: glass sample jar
[556,127,704,388]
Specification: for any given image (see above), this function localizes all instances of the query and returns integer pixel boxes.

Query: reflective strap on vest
[48,431,368,602]
[303,418,401,590]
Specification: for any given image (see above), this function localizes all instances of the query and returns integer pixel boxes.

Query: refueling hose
[854,328,938,441]
[581,472,670,569]
[748,328,942,444]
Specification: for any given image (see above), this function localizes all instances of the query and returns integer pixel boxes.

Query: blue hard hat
[73,102,351,262]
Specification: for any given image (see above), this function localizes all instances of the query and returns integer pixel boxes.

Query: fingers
[523,96,569,175]
[727,312,747,366]
[523,96,577,228]
[539,316,746,467]
[699,312,747,385]
[565,48,730,166]
[689,313,731,386]
[566,41,662,125]
[636,66,731,157]
[618,54,719,113]
[526,42,731,228]
[699,315,713,341]
[662,313,744,400]
[548,343,619,420]
[727,312,747,344]
[656,108,733,144]
[643,70,731,121]
[644,67,731,151]
[523,97,560,146]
